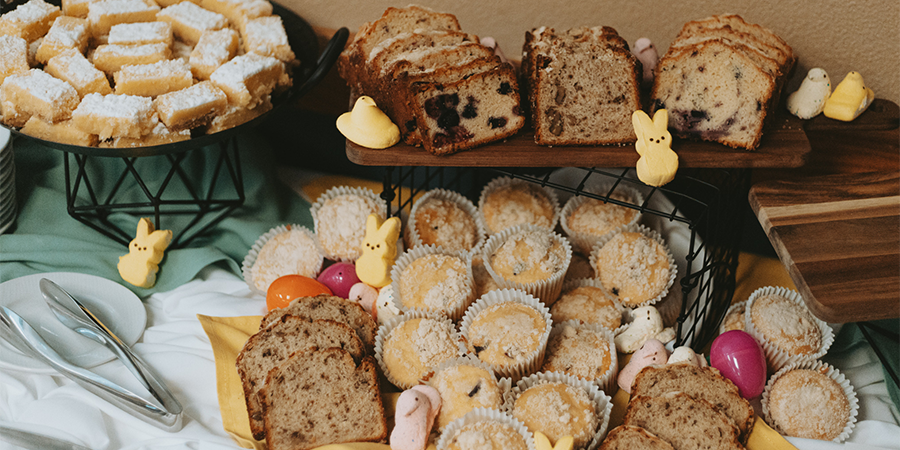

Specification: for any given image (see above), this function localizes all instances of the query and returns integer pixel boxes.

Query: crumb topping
[768,369,849,440]
[483,183,554,232]
[450,421,527,450]
[433,364,501,428]
[513,382,596,447]
[414,197,478,252]
[551,285,621,329]
[399,254,470,311]
[543,323,612,380]
[594,231,670,305]
[468,301,545,365]
[751,294,821,355]
[568,194,637,237]
[490,229,565,283]
[250,227,320,291]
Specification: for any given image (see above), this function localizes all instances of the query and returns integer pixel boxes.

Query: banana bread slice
[259,294,377,354]
[525,26,641,146]
[631,364,755,443]
[676,14,794,75]
[624,393,743,450]
[410,63,524,155]
[236,315,364,440]
[262,348,387,450]
[337,5,461,93]
[650,39,776,150]
[599,425,675,450]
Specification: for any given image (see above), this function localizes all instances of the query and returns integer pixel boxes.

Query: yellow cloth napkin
[198,314,265,450]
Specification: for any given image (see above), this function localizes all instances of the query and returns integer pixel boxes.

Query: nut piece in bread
[236,316,365,440]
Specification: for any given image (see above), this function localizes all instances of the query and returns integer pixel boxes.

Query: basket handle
[294,27,349,99]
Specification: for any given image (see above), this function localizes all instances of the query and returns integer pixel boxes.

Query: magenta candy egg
[710,330,767,399]
[317,262,361,298]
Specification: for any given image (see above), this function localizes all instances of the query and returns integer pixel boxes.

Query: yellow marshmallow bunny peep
[117,218,172,288]
[632,109,679,187]
[355,214,401,288]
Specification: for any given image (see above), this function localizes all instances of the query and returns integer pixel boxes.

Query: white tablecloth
[1,266,898,450]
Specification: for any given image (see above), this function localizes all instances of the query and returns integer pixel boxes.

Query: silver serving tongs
[0,280,183,431]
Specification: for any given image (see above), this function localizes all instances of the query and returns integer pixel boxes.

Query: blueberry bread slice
[410,63,524,155]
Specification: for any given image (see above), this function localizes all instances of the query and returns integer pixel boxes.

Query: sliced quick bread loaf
[337,5,461,92]
[260,294,377,354]
[262,348,387,450]
[410,63,524,155]
[651,39,775,150]
[524,26,641,145]
[631,364,755,442]
[676,14,794,74]
[237,316,364,440]
[599,425,675,450]
[671,26,787,76]
[624,393,743,450]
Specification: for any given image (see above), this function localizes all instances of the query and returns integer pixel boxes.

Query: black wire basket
[379,165,751,352]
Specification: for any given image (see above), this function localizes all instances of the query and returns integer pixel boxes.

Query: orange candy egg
[266,274,333,311]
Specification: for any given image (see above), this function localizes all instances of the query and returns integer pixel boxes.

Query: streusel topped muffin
[489,228,568,285]
[542,321,616,389]
[479,177,558,235]
[551,281,623,330]
[395,247,474,319]
[591,227,674,307]
[427,357,504,430]
[408,189,482,253]
[765,367,852,441]
[749,293,821,356]
[512,381,598,449]
[378,315,462,389]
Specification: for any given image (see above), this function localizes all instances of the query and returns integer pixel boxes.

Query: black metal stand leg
[63,137,246,249]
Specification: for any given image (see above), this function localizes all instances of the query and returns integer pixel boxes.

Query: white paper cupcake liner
[459,289,553,381]
[422,355,513,431]
[436,407,536,450]
[482,224,573,305]
[556,278,628,331]
[718,300,749,335]
[543,320,619,394]
[505,371,613,450]
[241,224,324,296]
[389,244,476,321]
[405,188,486,258]
[559,181,643,256]
[743,286,834,373]
[477,176,561,236]
[309,185,387,262]
[761,360,858,443]
[588,224,677,310]
[374,311,469,390]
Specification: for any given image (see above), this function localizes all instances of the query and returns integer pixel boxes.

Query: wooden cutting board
[749,172,900,323]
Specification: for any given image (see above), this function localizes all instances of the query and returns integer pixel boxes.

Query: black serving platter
[0,0,348,157]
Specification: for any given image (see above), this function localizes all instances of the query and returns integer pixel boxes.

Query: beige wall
[284,0,900,104]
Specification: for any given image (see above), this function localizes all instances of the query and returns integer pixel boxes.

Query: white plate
[0,272,147,373]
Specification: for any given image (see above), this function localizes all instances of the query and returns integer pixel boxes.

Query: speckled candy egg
[317,262,360,298]
[710,330,767,399]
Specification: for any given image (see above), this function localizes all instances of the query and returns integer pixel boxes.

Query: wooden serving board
[749,172,900,323]
[347,109,810,168]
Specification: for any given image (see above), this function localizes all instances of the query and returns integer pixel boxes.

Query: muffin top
[512,381,597,448]
[466,301,547,367]
[490,228,568,285]
[446,419,529,450]
[413,197,479,252]
[750,294,821,355]
[566,193,638,238]
[382,317,460,387]
[430,363,503,429]
[250,226,321,292]
[550,285,622,330]
[722,303,747,333]
[767,368,850,441]
[592,231,671,306]
[481,181,555,234]
[399,253,471,314]
[315,193,382,261]
[542,323,613,382]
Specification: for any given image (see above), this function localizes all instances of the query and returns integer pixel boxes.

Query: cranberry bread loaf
[337,5,461,93]
[624,393,744,450]
[236,315,365,440]
[599,425,675,450]
[262,348,387,450]
[410,63,524,155]
[259,294,377,354]
[651,39,776,150]
[631,364,755,443]
[523,26,641,145]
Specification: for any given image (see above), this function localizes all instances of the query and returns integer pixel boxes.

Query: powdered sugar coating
[108,21,173,46]
[314,192,383,261]
[749,293,821,355]
[766,368,849,440]
[249,226,323,292]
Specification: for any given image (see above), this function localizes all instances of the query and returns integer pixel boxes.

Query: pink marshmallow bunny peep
[390,385,442,450]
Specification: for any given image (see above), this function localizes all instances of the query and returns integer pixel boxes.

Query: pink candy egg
[710,330,767,399]
[317,262,361,299]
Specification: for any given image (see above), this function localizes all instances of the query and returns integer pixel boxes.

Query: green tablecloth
[0,131,314,297]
